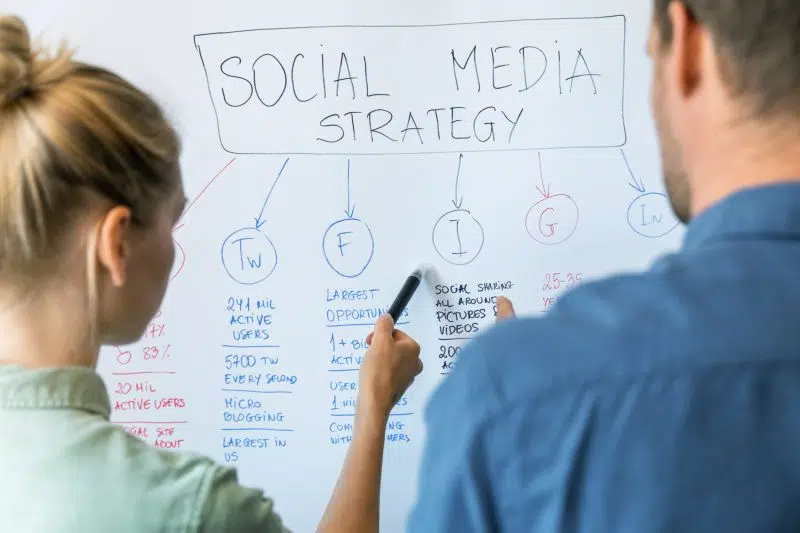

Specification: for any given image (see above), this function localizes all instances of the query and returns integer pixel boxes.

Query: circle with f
[323,218,375,278]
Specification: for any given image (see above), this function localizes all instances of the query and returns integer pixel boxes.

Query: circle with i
[432,209,484,266]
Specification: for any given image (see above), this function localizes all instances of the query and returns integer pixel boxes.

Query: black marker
[387,264,433,323]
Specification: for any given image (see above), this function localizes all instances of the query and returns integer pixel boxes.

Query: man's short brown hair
[654,0,800,117]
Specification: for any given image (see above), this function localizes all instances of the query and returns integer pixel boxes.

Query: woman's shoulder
[3,410,289,533]
[86,419,291,533]
[42,415,225,531]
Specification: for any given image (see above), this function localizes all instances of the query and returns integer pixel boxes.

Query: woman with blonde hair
[0,14,423,533]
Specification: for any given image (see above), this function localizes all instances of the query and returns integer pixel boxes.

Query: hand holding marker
[360,265,431,410]
[361,263,510,411]
[387,263,434,323]
[366,263,432,347]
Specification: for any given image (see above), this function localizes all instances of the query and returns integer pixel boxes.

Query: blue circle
[323,218,375,278]
[221,227,278,285]
[627,192,680,239]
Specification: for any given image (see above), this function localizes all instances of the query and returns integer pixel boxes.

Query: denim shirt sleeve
[199,465,291,533]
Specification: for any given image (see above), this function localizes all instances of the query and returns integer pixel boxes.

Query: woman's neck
[0,284,98,369]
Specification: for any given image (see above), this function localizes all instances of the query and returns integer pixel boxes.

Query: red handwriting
[114,381,158,395]
[115,345,172,366]
[170,238,187,281]
[120,424,186,449]
[154,397,185,409]
[108,277,193,450]
[176,157,236,228]
[116,346,132,365]
[542,272,583,292]
[526,194,580,246]
[143,345,171,361]
[540,272,583,313]
[143,323,167,339]
[112,421,188,425]
[169,157,236,281]
[122,425,149,438]
[114,314,170,365]
[113,397,186,412]
[154,426,184,449]
[155,439,185,449]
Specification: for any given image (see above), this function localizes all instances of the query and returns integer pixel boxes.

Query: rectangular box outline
[193,15,628,156]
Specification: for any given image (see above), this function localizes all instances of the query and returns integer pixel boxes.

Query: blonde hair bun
[0,12,180,287]
[0,15,32,105]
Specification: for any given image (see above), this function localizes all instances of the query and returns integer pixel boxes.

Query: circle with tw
[323,218,375,278]
[525,194,579,245]
[627,192,679,238]
[432,209,485,266]
[221,227,278,285]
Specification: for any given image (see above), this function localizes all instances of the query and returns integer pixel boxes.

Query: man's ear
[667,0,704,98]
[95,206,133,288]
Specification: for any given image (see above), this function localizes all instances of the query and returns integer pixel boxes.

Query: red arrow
[535,152,551,198]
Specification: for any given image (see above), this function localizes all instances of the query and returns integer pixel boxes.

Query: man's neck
[690,115,800,218]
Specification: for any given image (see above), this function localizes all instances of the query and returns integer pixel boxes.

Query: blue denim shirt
[409,183,800,532]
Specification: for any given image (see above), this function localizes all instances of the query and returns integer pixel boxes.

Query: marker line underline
[327,321,410,328]
[221,389,293,394]
[221,345,280,349]
[111,371,176,375]
[113,421,188,425]
[220,427,294,432]
[330,412,414,417]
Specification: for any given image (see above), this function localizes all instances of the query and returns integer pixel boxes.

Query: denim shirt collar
[683,182,800,252]
[0,364,110,418]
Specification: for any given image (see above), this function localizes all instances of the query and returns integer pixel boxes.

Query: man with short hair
[408,2,800,531]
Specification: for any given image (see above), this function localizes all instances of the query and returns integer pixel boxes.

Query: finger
[496,296,516,321]
[365,332,374,345]
[371,313,395,340]
[391,328,413,342]
[396,336,421,357]
[392,329,421,350]
[376,313,395,330]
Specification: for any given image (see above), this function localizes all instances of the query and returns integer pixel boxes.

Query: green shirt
[0,364,290,532]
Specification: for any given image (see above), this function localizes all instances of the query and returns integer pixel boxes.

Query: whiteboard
[6,1,682,531]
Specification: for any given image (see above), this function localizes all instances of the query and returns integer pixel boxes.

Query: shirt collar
[683,182,800,252]
[0,364,110,419]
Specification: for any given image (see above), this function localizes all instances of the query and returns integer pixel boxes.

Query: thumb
[372,313,395,339]
[496,296,516,321]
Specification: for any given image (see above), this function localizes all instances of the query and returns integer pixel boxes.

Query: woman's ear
[95,206,133,288]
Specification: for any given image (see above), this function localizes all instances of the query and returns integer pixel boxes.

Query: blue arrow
[345,159,356,218]
[621,149,646,193]
[452,153,464,209]
[254,157,289,230]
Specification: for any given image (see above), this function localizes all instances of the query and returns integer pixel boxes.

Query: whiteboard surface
[4,1,681,531]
